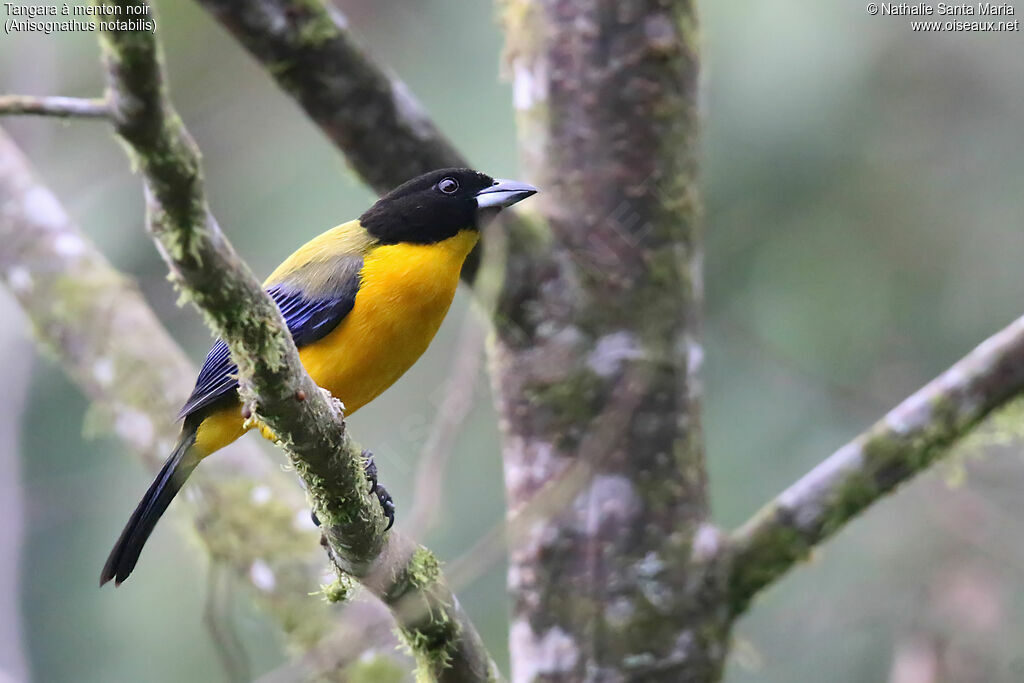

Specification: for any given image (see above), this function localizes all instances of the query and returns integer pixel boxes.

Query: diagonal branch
[0,124,415,678]
[0,94,111,119]
[0,125,337,651]
[93,1,496,679]
[193,0,465,195]
[191,0,543,286]
[97,0,387,570]
[727,314,1024,616]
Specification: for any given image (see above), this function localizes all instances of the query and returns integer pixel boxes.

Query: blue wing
[177,283,358,419]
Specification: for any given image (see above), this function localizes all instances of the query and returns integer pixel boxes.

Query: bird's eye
[438,177,459,194]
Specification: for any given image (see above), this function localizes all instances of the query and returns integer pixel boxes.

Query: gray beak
[475,178,538,210]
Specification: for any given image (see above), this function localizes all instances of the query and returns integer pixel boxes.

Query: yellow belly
[193,229,478,456]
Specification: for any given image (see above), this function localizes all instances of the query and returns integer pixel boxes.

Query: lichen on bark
[494,1,731,680]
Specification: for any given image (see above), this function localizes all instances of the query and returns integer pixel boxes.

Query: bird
[100,168,537,586]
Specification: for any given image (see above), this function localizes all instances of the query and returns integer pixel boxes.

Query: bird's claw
[376,484,395,531]
[363,450,394,530]
[362,449,378,495]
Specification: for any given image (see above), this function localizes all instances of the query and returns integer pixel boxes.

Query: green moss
[818,471,879,538]
[290,440,366,527]
[297,14,339,49]
[729,520,810,616]
[318,574,356,603]
[292,457,351,526]
[407,547,441,589]
[398,608,459,676]
[385,549,465,678]
[853,392,964,498]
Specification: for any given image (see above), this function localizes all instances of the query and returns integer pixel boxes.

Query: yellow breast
[193,227,478,456]
[296,229,478,414]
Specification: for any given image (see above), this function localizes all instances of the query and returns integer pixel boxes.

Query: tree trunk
[493,1,730,680]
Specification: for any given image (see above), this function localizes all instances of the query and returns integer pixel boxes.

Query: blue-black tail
[100,429,199,586]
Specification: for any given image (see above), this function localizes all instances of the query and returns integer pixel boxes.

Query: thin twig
[727,315,1024,616]
[93,1,497,679]
[0,95,110,119]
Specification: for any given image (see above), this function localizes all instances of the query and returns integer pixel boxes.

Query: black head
[360,168,537,245]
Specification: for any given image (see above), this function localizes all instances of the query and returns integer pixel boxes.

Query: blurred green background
[2,1,1023,681]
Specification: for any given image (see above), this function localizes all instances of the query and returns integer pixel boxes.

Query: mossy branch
[727,315,1024,616]
[0,125,338,652]
[92,1,496,680]
[94,0,384,565]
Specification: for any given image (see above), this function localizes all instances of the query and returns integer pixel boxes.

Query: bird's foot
[362,450,395,531]
[376,484,395,531]
[362,449,378,494]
